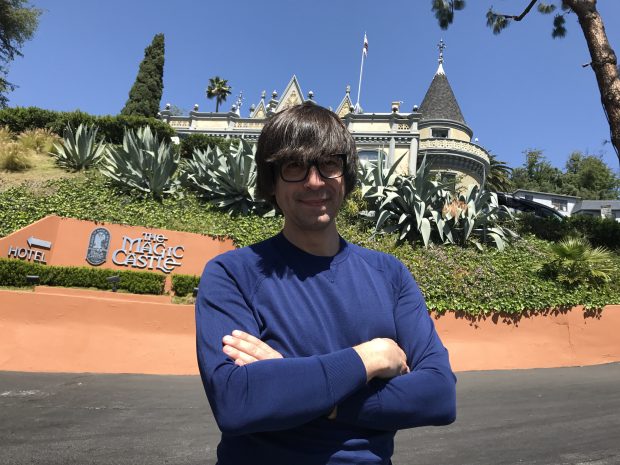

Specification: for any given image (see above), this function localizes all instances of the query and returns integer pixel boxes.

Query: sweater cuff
[317,347,367,405]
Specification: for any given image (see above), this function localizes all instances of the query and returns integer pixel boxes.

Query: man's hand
[222,330,283,366]
[353,338,410,382]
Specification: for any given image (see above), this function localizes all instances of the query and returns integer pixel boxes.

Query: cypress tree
[121,33,165,117]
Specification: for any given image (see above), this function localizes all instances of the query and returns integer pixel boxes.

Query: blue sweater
[196,233,456,465]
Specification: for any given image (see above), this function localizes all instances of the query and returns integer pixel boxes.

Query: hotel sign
[6,236,52,264]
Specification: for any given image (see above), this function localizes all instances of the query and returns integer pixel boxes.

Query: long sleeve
[335,262,457,431]
[195,256,368,436]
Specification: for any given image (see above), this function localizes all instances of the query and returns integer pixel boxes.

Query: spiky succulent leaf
[181,139,274,216]
[53,124,106,171]
[100,126,180,200]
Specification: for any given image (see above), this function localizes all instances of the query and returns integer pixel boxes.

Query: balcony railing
[419,138,490,163]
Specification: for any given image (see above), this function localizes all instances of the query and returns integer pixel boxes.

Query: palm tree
[485,153,513,193]
[206,76,232,112]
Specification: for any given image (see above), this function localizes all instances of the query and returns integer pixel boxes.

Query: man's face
[273,157,346,235]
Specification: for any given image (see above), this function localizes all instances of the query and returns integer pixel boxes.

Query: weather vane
[438,38,446,65]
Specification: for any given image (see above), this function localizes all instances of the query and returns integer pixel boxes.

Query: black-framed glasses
[279,154,346,182]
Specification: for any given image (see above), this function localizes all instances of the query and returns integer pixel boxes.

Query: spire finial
[438,38,446,65]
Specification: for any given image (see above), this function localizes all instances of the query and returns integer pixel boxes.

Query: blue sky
[8,0,620,171]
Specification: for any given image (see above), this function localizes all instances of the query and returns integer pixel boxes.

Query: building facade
[160,49,490,188]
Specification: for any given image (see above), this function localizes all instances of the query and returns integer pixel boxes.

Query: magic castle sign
[87,229,185,274]
[0,216,235,279]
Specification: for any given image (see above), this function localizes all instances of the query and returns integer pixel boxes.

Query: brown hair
[255,102,358,205]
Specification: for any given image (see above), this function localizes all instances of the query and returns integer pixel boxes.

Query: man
[196,102,456,465]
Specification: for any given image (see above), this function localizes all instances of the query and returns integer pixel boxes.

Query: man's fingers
[222,331,283,364]
[222,344,258,364]
[229,330,282,360]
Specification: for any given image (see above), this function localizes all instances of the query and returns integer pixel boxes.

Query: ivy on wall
[1,175,619,313]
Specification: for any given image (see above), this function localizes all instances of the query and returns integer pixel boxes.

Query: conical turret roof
[419,63,466,124]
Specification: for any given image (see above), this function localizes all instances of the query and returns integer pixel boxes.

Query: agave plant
[374,154,448,246]
[180,139,274,216]
[52,124,106,171]
[100,126,180,200]
[358,151,406,218]
[371,152,518,249]
[542,237,614,286]
[440,184,518,251]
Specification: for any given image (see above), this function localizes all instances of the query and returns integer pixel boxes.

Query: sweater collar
[273,232,350,268]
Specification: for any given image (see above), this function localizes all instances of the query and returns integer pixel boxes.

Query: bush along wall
[517,213,620,250]
[0,107,175,144]
[0,258,166,295]
[2,175,619,314]
[178,133,231,158]
[171,274,200,297]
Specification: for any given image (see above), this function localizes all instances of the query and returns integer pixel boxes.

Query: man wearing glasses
[196,102,456,465]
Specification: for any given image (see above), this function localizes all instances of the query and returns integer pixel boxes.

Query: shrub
[0,258,166,294]
[2,175,619,314]
[17,128,60,154]
[541,237,614,286]
[0,142,33,171]
[101,126,180,200]
[370,154,517,249]
[517,213,620,250]
[567,215,620,250]
[0,107,59,134]
[181,139,274,216]
[172,274,200,297]
[53,124,106,171]
[0,107,175,145]
[178,133,231,159]
[0,125,14,144]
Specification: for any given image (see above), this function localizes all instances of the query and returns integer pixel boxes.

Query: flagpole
[355,48,365,112]
[355,33,367,113]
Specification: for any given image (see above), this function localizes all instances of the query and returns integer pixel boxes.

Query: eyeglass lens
[280,156,345,182]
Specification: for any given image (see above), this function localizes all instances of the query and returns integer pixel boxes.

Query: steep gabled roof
[335,86,353,118]
[419,63,466,124]
[274,75,305,113]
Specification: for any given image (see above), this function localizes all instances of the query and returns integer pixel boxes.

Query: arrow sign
[27,237,52,249]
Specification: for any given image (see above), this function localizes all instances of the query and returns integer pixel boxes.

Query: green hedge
[518,213,620,250]
[178,133,232,158]
[2,175,620,314]
[0,258,166,294]
[172,274,200,297]
[0,107,175,144]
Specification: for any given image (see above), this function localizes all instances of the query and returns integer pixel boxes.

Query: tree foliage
[485,153,513,192]
[511,149,620,199]
[206,76,232,112]
[121,33,165,118]
[0,0,41,107]
[430,0,620,166]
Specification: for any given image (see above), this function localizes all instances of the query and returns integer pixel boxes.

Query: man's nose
[304,166,325,188]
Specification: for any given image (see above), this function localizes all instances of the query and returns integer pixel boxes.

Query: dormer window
[432,128,449,138]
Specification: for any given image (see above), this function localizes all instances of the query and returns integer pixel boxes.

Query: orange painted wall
[1,287,618,375]
[0,215,235,282]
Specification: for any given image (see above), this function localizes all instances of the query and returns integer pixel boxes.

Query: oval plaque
[86,227,111,266]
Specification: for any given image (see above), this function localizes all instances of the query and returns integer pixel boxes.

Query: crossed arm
[196,258,456,435]
[223,331,411,420]
[223,330,410,380]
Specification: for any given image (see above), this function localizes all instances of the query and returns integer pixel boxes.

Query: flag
[363,33,368,57]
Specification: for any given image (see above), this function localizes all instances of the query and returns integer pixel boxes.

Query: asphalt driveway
[1,363,619,465]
